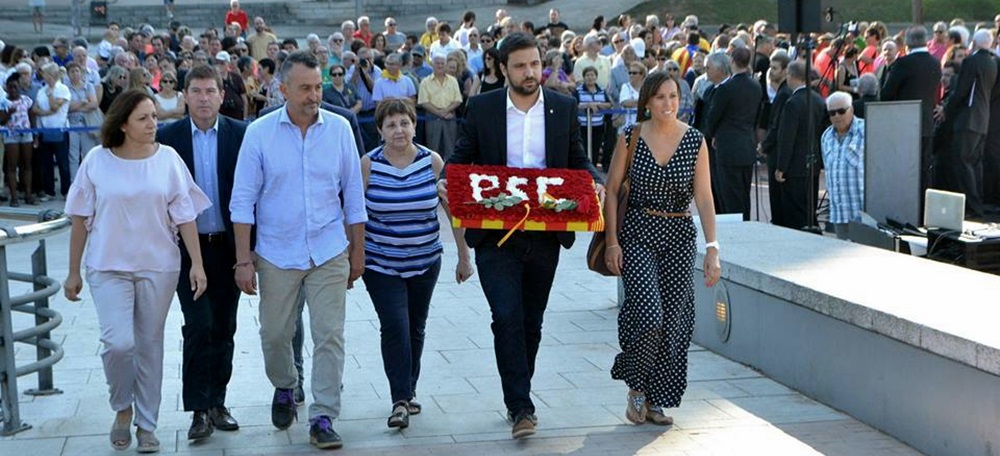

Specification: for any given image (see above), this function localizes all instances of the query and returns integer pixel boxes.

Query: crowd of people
[1,0,999,452]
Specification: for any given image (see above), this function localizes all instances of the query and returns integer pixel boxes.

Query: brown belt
[643,208,692,218]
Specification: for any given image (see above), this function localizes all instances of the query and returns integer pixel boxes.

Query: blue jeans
[362,259,441,404]
[474,232,560,416]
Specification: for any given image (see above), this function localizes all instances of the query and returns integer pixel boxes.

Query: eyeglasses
[331,72,344,77]
[828,107,849,117]
[628,71,643,75]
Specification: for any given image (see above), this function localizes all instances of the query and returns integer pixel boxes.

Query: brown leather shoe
[208,406,240,431]
[511,413,537,439]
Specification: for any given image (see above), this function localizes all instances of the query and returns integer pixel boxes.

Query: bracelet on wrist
[705,241,720,252]
[607,244,620,249]
[233,261,253,270]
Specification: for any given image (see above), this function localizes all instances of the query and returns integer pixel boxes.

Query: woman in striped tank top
[360,98,474,430]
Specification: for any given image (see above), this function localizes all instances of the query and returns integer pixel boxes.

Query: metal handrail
[0,212,71,436]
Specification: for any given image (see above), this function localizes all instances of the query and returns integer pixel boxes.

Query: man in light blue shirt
[821,91,865,240]
[230,51,365,450]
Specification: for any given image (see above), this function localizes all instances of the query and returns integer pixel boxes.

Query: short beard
[509,79,539,96]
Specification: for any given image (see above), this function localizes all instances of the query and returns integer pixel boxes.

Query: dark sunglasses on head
[828,107,849,116]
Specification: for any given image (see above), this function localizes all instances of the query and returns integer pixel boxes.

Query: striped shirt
[364,145,443,277]
[575,84,607,126]
[821,117,865,225]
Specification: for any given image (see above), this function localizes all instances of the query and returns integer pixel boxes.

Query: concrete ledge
[696,222,1000,376]
[690,222,1000,456]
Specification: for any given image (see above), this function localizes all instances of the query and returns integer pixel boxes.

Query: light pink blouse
[65,144,211,272]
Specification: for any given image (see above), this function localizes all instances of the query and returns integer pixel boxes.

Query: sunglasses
[828,107,849,117]
[331,72,344,76]
[629,71,643,75]
[387,22,397,26]
[162,79,176,83]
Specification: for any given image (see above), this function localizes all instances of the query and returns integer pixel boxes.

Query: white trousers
[87,269,178,431]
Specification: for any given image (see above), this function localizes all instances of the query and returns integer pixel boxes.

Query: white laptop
[924,189,965,232]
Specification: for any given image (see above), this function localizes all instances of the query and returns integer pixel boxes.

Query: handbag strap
[622,122,641,186]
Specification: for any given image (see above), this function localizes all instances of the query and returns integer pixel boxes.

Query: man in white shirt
[231,51,366,450]
[438,32,602,441]
[429,23,461,59]
[32,62,71,198]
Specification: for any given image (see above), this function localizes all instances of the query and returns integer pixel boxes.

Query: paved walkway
[0,202,922,455]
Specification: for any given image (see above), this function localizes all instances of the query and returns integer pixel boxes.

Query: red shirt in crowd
[225,9,249,33]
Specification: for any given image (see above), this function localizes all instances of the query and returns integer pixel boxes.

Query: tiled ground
[0,206,922,455]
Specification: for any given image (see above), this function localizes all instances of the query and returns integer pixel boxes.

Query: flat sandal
[625,389,647,425]
[646,405,674,426]
[136,428,160,453]
[109,408,132,451]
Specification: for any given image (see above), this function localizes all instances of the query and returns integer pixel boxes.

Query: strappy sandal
[407,397,422,415]
[626,389,647,425]
[109,408,132,451]
[646,405,674,426]
[136,428,160,453]
[387,400,410,429]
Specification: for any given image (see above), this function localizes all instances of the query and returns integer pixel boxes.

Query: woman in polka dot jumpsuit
[602,71,722,425]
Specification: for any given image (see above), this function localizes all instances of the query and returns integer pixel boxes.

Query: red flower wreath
[446,164,601,226]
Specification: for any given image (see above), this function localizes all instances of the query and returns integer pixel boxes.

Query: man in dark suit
[438,33,601,440]
[705,46,762,220]
[985,54,1000,208]
[156,64,247,441]
[775,60,827,230]
[943,30,997,217]
[881,25,943,214]
[759,51,791,226]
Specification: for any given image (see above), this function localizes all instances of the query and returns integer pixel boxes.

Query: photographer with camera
[349,47,381,151]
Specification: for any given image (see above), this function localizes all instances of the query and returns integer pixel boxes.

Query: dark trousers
[293,288,306,386]
[359,109,379,153]
[984,128,1000,206]
[920,135,934,215]
[475,232,560,416]
[767,161,784,226]
[779,174,814,230]
[178,235,241,411]
[585,122,606,168]
[952,131,986,217]
[717,165,753,221]
[601,115,616,169]
[34,137,66,196]
[362,259,441,403]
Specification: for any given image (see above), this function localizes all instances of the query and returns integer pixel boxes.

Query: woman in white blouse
[619,61,646,133]
[154,70,185,123]
[63,89,210,453]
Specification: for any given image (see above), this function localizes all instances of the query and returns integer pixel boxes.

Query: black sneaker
[309,415,343,449]
[271,388,297,429]
[293,385,305,406]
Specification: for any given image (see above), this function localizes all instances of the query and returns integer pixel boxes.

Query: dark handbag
[587,123,641,276]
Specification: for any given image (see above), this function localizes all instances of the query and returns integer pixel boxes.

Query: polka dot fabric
[611,124,701,409]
